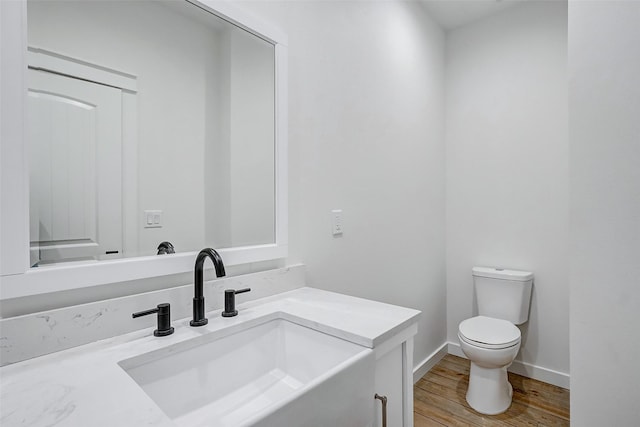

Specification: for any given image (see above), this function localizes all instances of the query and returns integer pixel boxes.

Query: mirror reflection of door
[28,68,122,266]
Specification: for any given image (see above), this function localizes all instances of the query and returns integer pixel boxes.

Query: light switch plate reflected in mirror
[143,210,163,228]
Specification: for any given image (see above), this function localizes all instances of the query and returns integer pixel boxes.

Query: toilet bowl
[458,267,533,415]
[458,315,521,415]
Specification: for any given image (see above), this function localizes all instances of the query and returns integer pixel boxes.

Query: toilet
[457,267,533,415]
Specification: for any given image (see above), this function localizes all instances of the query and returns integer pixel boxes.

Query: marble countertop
[0,287,420,427]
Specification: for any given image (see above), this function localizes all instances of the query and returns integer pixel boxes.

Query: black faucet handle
[133,303,175,337]
[222,288,251,317]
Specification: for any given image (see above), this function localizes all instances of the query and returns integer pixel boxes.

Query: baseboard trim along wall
[447,342,570,389]
[413,342,449,384]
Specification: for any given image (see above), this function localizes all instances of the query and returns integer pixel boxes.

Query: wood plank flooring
[414,355,570,427]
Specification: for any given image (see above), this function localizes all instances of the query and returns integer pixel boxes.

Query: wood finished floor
[414,355,570,427]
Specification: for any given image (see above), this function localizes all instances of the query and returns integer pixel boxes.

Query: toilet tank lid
[472,267,533,281]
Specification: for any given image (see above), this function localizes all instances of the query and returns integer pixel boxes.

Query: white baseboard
[413,342,449,384]
[447,342,570,389]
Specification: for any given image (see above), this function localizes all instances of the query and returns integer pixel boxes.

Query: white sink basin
[119,318,374,427]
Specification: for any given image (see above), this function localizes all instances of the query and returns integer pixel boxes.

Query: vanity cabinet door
[374,344,404,427]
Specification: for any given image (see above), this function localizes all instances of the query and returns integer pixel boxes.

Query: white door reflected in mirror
[28,68,123,266]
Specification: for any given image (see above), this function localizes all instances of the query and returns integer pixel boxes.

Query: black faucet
[156,241,175,255]
[191,248,226,327]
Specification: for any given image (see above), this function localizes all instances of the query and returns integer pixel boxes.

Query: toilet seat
[459,316,520,349]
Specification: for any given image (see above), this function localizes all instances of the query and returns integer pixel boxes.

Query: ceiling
[420,0,530,30]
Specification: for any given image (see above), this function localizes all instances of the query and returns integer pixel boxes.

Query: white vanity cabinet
[372,325,417,427]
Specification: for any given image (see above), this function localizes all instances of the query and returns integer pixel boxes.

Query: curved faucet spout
[191,248,226,327]
[194,248,226,298]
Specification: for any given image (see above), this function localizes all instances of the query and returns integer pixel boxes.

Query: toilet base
[466,362,514,415]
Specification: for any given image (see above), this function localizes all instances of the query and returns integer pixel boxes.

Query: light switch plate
[144,210,163,228]
[331,209,343,235]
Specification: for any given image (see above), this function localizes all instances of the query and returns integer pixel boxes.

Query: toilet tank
[473,267,533,325]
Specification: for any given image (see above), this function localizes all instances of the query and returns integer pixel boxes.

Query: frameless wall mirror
[0,0,287,299]
[27,0,276,266]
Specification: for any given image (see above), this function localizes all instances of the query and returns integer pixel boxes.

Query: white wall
[445,1,569,384]
[205,28,276,249]
[569,0,640,423]
[205,30,232,249]
[240,0,447,368]
[228,29,275,247]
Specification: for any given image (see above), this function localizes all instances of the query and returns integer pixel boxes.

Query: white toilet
[457,266,533,415]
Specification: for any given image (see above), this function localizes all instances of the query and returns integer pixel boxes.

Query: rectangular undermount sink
[119,318,374,427]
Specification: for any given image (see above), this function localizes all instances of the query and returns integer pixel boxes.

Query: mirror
[26,0,276,267]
